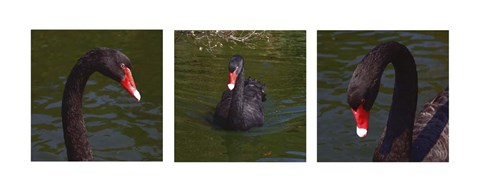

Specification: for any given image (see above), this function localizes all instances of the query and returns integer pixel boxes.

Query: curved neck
[61,61,95,160]
[366,42,418,159]
[228,70,245,129]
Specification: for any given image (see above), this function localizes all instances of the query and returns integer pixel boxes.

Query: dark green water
[31,30,163,161]
[175,31,306,162]
[317,31,448,161]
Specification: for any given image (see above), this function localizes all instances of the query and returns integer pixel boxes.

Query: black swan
[62,48,141,161]
[214,55,266,130]
[347,41,448,162]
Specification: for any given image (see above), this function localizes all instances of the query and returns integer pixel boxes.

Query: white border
[2,0,479,191]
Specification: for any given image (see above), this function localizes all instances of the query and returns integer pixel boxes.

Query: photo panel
[175,30,306,162]
[317,31,448,162]
[31,30,163,161]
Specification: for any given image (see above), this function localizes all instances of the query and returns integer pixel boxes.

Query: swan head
[348,69,377,138]
[227,55,244,90]
[89,48,141,102]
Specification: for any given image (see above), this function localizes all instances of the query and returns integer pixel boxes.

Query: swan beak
[227,84,235,90]
[351,105,369,138]
[228,71,237,90]
[356,127,368,138]
[120,67,141,102]
[133,90,141,101]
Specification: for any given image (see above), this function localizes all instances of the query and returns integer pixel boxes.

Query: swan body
[214,55,266,131]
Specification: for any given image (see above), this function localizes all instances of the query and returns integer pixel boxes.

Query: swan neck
[229,69,245,128]
[386,44,418,135]
[368,42,418,159]
[61,62,94,160]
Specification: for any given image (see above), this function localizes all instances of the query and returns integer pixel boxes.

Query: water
[317,31,448,161]
[175,31,306,162]
[31,30,163,161]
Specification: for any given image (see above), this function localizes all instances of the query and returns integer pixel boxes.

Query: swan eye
[120,63,126,69]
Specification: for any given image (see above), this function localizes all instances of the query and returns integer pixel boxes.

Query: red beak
[228,70,237,90]
[120,66,141,101]
[351,102,369,138]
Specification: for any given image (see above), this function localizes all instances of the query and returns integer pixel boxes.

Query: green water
[175,31,306,162]
[31,30,163,161]
[317,31,448,161]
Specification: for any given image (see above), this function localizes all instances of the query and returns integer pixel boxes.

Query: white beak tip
[356,127,368,138]
[227,84,235,90]
[134,90,141,101]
